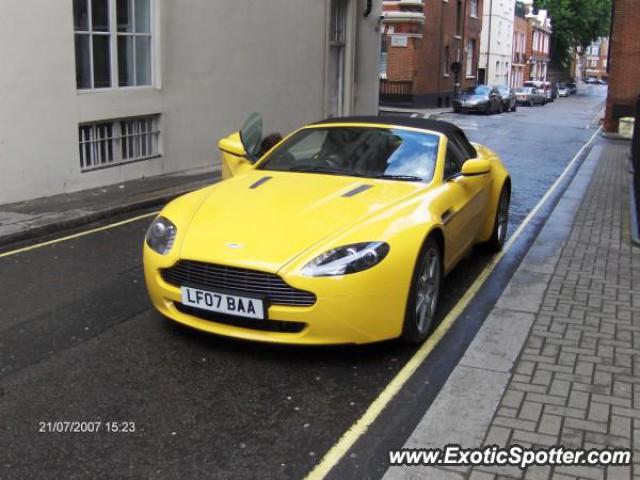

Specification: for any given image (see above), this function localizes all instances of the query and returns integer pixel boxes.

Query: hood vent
[249,176,273,189]
[342,184,373,198]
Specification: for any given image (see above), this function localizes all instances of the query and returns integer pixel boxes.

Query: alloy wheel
[415,248,441,334]
[496,189,510,245]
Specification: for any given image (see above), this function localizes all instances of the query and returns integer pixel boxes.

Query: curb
[0,178,215,248]
[630,178,640,247]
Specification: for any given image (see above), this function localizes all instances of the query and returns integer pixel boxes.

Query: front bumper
[143,249,409,345]
[453,100,489,112]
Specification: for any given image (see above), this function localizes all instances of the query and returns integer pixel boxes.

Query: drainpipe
[486,0,493,84]
[363,0,372,17]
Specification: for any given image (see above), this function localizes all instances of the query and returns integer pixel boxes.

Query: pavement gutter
[382,145,604,480]
[0,175,217,248]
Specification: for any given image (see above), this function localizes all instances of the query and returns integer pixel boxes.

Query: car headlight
[145,216,177,255]
[301,242,390,277]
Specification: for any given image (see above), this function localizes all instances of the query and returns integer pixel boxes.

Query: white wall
[0,0,380,203]
[479,0,514,86]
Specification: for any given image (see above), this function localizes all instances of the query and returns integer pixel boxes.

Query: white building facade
[478,0,516,86]
[0,0,381,204]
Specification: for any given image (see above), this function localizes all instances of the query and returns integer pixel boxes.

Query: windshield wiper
[372,174,423,181]
[288,165,345,175]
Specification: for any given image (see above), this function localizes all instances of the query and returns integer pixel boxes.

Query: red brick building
[605,0,640,132]
[510,4,528,88]
[381,0,483,108]
[523,2,551,82]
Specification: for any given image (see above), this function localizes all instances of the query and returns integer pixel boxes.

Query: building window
[443,46,450,76]
[73,0,153,90]
[466,40,475,77]
[456,1,462,36]
[79,115,160,171]
[470,0,478,17]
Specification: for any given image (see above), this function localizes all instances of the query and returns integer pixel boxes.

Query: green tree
[534,0,611,67]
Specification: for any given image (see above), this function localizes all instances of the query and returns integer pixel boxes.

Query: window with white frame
[466,39,475,77]
[78,115,160,171]
[470,0,478,17]
[73,0,153,90]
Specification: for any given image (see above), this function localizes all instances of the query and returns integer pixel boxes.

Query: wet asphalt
[0,86,607,479]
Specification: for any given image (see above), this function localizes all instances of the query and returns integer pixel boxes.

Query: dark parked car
[566,82,577,94]
[514,87,546,106]
[453,85,503,114]
[496,85,517,112]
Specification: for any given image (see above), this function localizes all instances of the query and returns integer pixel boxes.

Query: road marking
[305,125,603,480]
[0,211,158,259]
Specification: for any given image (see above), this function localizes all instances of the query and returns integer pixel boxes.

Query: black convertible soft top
[313,115,478,158]
[313,115,460,136]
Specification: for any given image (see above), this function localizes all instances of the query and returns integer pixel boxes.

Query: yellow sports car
[143,115,510,345]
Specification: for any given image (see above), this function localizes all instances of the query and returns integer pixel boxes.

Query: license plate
[181,286,265,320]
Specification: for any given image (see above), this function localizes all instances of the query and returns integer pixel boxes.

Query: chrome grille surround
[160,260,317,307]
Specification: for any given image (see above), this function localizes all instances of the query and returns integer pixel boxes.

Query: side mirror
[239,112,263,162]
[218,132,246,157]
[461,158,491,176]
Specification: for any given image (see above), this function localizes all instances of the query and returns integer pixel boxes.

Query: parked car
[144,114,512,345]
[496,85,517,112]
[453,85,503,114]
[523,80,552,102]
[566,82,577,94]
[557,84,570,97]
[595,78,608,85]
[585,77,597,84]
[514,87,546,106]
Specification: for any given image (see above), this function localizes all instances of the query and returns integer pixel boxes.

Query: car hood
[179,170,423,273]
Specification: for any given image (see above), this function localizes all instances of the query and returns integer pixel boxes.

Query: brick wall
[386,37,420,81]
[413,0,483,107]
[605,0,640,132]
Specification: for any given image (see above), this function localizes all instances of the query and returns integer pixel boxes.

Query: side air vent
[249,176,273,189]
[343,184,373,198]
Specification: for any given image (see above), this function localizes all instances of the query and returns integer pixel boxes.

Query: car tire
[498,102,504,114]
[453,106,461,113]
[529,99,534,107]
[401,237,442,344]
[483,185,510,253]
[511,103,517,112]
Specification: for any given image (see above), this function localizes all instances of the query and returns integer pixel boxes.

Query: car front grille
[175,303,307,333]
[160,260,316,307]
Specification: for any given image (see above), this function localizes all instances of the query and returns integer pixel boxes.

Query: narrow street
[0,88,606,479]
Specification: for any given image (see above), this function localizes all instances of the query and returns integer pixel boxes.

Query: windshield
[463,86,490,95]
[258,127,440,182]
[516,87,533,93]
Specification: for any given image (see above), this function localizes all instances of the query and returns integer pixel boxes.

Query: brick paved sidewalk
[383,142,639,480]
[469,144,639,479]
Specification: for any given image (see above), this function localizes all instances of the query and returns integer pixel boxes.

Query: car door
[440,136,490,269]
[219,113,263,180]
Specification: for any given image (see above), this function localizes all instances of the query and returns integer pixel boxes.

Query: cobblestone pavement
[468,143,639,479]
